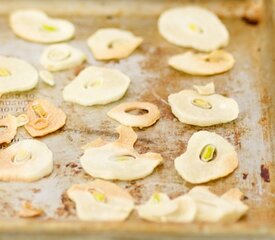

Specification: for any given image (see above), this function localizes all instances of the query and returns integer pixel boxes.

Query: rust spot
[135,139,150,154]
[55,163,61,169]
[55,193,75,217]
[233,126,242,148]
[259,88,271,141]
[2,202,17,217]
[65,162,79,168]
[128,183,143,203]
[242,173,248,180]
[260,164,270,183]
[67,134,73,142]
[32,188,41,193]
[232,122,247,149]
[260,89,271,105]
[169,191,185,200]
[73,170,81,174]
[258,115,267,126]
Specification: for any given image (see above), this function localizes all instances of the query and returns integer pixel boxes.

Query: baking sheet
[0,0,274,239]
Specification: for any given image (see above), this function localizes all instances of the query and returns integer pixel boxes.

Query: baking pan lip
[0,220,274,236]
[0,0,274,238]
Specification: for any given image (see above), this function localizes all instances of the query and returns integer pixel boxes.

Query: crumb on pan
[18,201,44,218]
[55,193,75,217]
[242,173,248,180]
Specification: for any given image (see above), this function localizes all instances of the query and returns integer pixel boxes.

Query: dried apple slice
[137,192,196,223]
[16,114,29,127]
[168,89,239,126]
[0,115,17,144]
[175,131,238,184]
[80,125,162,180]
[107,102,160,128]
[63,66,130,106]
[158,6,229,51]
[87,28,143,60]
[39,70,55,86]
[188,186,248,223]
[168,50,235,76]
[67,179,134,221]
[0,56,38,96]
[10,10,75,43]
[40,44,86,72]
[0,139,53,182]
[24,99,66,137]
[193,82,215,95]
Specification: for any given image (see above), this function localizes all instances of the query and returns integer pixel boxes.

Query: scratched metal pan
[0,0,274,239]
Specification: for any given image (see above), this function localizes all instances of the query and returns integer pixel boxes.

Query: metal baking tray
[0,0,274,239]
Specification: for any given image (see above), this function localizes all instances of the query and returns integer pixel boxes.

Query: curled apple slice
[80,125,162,180]
[67,179,134,221]
[137,192,196,223]
[107,102,160,128]
[188,186,248,223]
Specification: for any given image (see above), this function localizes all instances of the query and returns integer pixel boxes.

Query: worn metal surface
[0,0,274,239]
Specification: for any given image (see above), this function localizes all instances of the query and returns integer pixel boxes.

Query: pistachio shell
[158,7,229,51]
[87,28,143,60]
